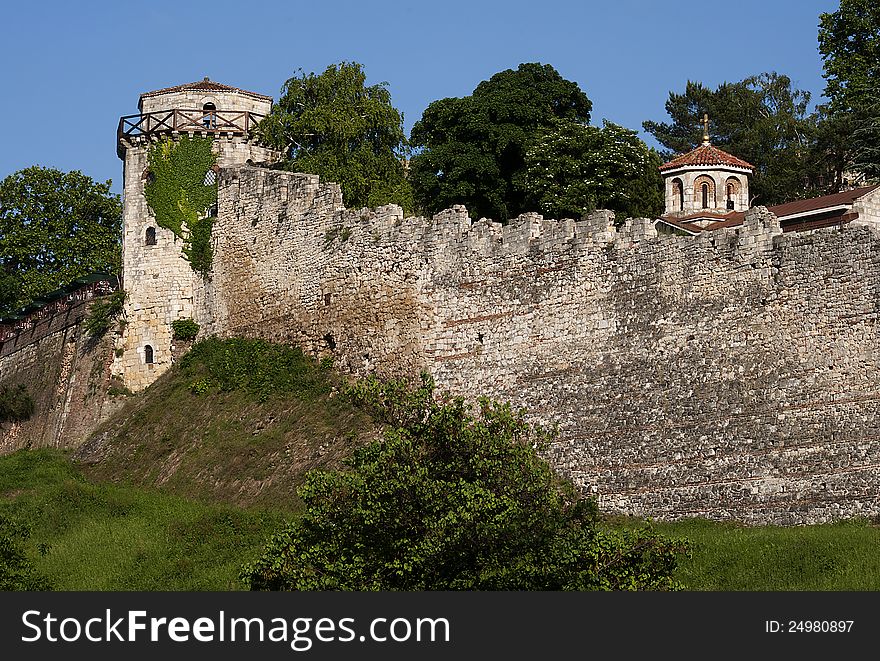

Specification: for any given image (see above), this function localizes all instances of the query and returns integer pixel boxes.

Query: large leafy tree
[819,0,880,182]
[409,63,593,221]
[819,0,880,116]
[0,166,122,316]
[255,62,412,212]
[243,374,688,591]
[524,120,664,222]
[643,74,822,205]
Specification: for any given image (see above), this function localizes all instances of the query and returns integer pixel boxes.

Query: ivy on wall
[143,137,217,274]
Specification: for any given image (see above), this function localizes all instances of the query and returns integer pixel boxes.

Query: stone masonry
[159,164,880,525]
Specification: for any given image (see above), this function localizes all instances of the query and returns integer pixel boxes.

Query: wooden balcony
[117,109,266,157]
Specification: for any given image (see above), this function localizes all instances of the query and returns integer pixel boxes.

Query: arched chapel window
[725,177,741,210]
[672,178,684,212]
[144,345,154,364]
[694,175,716,209]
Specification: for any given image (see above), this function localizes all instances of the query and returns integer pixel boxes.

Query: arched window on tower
[145,227,157,246]
[202,102,217,129]
[725,177,741,211]
[672,178,684,212]
[144,345,154,364]
[694,175,716,210]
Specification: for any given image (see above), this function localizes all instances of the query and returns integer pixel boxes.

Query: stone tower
[659,114,753,220]
[113,78,280,391]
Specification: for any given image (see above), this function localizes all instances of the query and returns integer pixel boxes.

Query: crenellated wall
[181,165,880,524]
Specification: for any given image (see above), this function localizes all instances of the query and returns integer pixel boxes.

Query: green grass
[79,337,374,510]
[0,448,284,590]
[605,516,880,590]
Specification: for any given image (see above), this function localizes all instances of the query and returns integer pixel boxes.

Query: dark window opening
[701,183,709,209]
[477,332,484,344]
[324,333,336,350]
[672,178,684,212]
[202,102,217,129]
[324,293,331,306]
[144,344,154,364]
[145,227,157,245]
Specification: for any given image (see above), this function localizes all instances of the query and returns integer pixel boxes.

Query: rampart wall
[192,165,880,524]
[0,303,122,453]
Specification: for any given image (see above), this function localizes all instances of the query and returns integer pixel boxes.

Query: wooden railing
[117,109,266,155]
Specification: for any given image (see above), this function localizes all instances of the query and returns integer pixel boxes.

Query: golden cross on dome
[702,113,710,145]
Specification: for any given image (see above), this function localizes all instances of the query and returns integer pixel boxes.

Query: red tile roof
[658,186,879,235]
[140,78,272,102]
[659,143,754,172]
[764,184,879,218]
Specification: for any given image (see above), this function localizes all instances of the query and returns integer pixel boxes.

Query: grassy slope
[76,337,377,511]
[0,448,284,590]
[4,337,880,591]
[604,515,880,590]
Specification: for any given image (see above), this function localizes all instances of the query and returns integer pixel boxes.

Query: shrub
[242,374,688,591]
[0,384,34,423]
[171,318,200,341]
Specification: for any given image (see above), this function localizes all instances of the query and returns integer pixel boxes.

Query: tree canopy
[524,120,664,222]
[409,63,593,221]
[819,0,880,116]
[242,374,687,591]
[642,74,822,205]
[819,0,880,183]
[255,62,412,212]
[0,166,121,316]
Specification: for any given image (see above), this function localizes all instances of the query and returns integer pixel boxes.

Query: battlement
[217,165,785,265]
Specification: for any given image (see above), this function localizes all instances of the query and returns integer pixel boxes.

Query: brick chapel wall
[194,165,880,525]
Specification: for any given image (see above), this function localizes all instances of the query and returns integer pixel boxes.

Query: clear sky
[0,0,839,194]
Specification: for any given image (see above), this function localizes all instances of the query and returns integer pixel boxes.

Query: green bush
[243,374,688,591]
[0,384,35,423]
[178,337,332,402]
[171,318,200,341]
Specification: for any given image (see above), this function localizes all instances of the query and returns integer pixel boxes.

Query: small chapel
[654,114,880,235]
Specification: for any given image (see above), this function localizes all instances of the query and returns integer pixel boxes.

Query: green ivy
[84,291,127,338]
[144,137,217,274]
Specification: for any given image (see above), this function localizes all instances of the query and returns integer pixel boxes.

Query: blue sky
[0,0,839,194]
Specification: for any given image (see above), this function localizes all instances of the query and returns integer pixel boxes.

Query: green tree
[0,167,121,316]
[819,1,880,182]
[242,374,687,591]
[409,63,593,221]
[256,62,412,212]
[643,74,822,205]
[819,0,880,116]
[524,120,664,222]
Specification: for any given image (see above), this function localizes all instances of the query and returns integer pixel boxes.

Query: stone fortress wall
[186,165,880,525]
[0,305,122,454]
